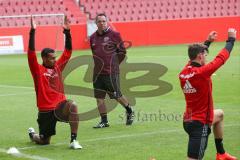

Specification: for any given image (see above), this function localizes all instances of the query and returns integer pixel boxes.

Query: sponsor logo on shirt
[183,80,197,93]
[179,72,195,79]
[43,69,58,78]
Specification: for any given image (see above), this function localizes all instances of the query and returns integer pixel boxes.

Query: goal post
[0,13,65,55]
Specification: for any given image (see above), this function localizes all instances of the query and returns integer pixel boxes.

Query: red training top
[179,48,229,124]
[27,49,72,111]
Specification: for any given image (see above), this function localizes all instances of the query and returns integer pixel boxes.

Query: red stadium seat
[0,0,238,25]
[0,0,86,27]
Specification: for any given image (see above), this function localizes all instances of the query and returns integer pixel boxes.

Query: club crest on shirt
[104,37,110,42]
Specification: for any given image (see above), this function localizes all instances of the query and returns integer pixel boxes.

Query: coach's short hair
[41,48,55,58]
[188,43,208,60]
[95,13,108,22]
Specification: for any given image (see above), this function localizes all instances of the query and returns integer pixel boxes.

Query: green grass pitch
[0,42,239,160]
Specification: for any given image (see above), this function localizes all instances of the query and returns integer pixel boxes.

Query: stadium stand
[0,0,239,50]
[0,0,239,27]
[0,0,87,27]
[79,0,240,22]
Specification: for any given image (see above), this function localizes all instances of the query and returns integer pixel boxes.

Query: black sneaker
[93,122,110,128]
[126,111,135,125]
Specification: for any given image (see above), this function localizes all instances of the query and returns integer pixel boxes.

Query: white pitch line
[0,92,34,97]
[130,55,186,59]
[0,147,52,160]
[0,85,33,90]
[84,128,180,143]
[18,128,180,150]
[18,123,240,150]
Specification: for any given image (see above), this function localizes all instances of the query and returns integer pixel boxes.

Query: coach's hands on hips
[63,15,70,30]
[228,28,237,39]
[30,15,36,29]
[207,31,217,42]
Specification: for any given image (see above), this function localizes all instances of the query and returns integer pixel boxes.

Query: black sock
[124,104,132,114]
[215,138,225,154]
[71,133,77,142]
[101,113,108,123]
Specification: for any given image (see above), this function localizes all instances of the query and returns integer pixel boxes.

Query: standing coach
[89,13,134,128]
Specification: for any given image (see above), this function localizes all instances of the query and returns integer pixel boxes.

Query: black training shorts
[93,74,122,99]
[183,120,211,159]
[37,100,71,139]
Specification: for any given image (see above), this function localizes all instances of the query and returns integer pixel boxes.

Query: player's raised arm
[204,31,217,49]
[200,28,236,77]
[63,15,72,51]
[56,15,72,70]
[28,15,40,77]
[29,15,36,51]
[225,28,236,53]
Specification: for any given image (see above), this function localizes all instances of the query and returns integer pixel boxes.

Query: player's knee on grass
[39,139,50,145]
[35,135,51,145]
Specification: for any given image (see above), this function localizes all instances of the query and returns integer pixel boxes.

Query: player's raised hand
[207,31,217,42]
[30,15,36,29]
[228,28,237,39]
[63,15,70,30]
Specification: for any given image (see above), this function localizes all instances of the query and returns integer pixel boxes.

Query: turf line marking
[18,123,240,150]
[83,129,180,143]
[0,85,33,89]
[0,92,34,97]
[18,129,180,150]
[135,55,186,58]
[0,147,52,160]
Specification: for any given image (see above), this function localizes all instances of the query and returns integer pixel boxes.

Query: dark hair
[41,48,55,57]
[95,13,107,22]
[188,43,208,60]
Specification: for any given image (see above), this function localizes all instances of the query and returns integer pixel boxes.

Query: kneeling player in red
[27,16,82,149]
[179,29,237,160]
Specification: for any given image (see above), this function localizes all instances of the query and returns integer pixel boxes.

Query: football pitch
[0,42,239,160]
